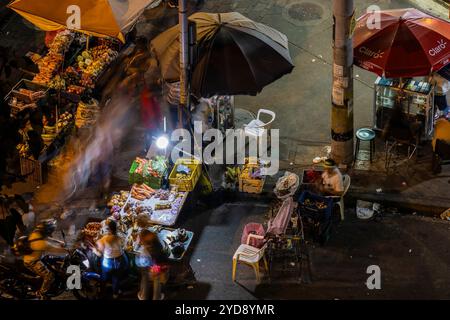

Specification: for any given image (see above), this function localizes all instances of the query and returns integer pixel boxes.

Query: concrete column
[331,0,354,165]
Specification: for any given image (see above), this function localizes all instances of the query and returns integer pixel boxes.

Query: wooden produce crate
[20,157,47,186]
[169,158,201,192]
[239,174,265,194]
[10,79,48,104]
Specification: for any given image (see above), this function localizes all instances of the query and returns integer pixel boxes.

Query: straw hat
[322,158,337,169]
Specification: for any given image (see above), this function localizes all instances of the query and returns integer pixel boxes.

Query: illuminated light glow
[156,135,169,149]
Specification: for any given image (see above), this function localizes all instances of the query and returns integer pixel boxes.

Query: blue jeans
[101,254,129,295]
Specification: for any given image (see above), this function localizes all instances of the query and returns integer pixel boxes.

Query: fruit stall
[72,157,202,270]
[117,157,201,227]
[3,29,126,186]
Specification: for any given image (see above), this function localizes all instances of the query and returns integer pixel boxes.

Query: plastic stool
[355,128,376,162]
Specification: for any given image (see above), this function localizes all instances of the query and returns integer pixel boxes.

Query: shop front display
[5,79,47,118]
[4,28,124,188]
[373,76,435,139]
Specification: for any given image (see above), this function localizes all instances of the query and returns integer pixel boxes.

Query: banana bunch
[225,166,241,184]
[17,143,29,157]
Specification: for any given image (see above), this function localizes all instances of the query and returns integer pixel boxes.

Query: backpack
[11,235,43,257]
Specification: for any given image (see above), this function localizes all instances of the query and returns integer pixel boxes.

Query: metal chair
[384,136,419,172]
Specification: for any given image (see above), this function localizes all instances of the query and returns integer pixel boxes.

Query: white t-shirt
[322,168,344,193]
[97,235,124,259]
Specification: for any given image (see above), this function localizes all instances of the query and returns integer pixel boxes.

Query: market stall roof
[353,8,450,78]
[151,12,294,97]
[7,0,155,42]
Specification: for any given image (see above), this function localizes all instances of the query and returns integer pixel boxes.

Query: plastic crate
[169,158,201,192]
[142,170,165,189]
[239,174,265,194]
[297,191,333,219]
[128,160,144,185]
[129,160,166,189]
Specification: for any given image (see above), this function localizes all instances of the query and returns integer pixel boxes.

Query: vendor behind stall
[317,159,344,196]
[432,72,450,117]
[382,98,422,142]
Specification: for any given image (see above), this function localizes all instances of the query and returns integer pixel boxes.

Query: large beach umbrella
[151,12,294,97]
[7,0,156,42]
[353,8,450,78]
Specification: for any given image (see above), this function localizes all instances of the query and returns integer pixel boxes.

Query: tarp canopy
[7,0,155,42]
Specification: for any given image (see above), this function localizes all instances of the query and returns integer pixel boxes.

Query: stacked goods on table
[41,111,74,145]
[168,158,201,192]
[130,183,155,201]
[239,157,266,194]
[129,156,168,189]
[123,185,187,226]
[74,44,119,88]
[7,80,48,116]
[33,31,75,85]
[107,191,130,209]
[56,111,74,130]
[79,221,105,245]
[75,98,100,129]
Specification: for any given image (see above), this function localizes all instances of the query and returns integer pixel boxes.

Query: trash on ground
[357,200,374,220]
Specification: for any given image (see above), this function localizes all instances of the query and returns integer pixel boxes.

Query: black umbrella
[151,12,294,97]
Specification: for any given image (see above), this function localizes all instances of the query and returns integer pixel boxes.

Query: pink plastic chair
[241,223,265,248]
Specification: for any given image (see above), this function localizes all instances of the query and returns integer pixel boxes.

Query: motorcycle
[0,247,104,300]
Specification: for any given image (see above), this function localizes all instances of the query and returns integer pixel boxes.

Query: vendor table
[120,190,189,227]
[149,226,194,261]
[126,226,194,262]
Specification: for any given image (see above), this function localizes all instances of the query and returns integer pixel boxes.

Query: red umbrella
[353,8,450,78]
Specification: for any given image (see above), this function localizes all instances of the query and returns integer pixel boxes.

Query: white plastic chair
[326,174,351,221]
[232,234,268,283]
[244,108,276,137]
